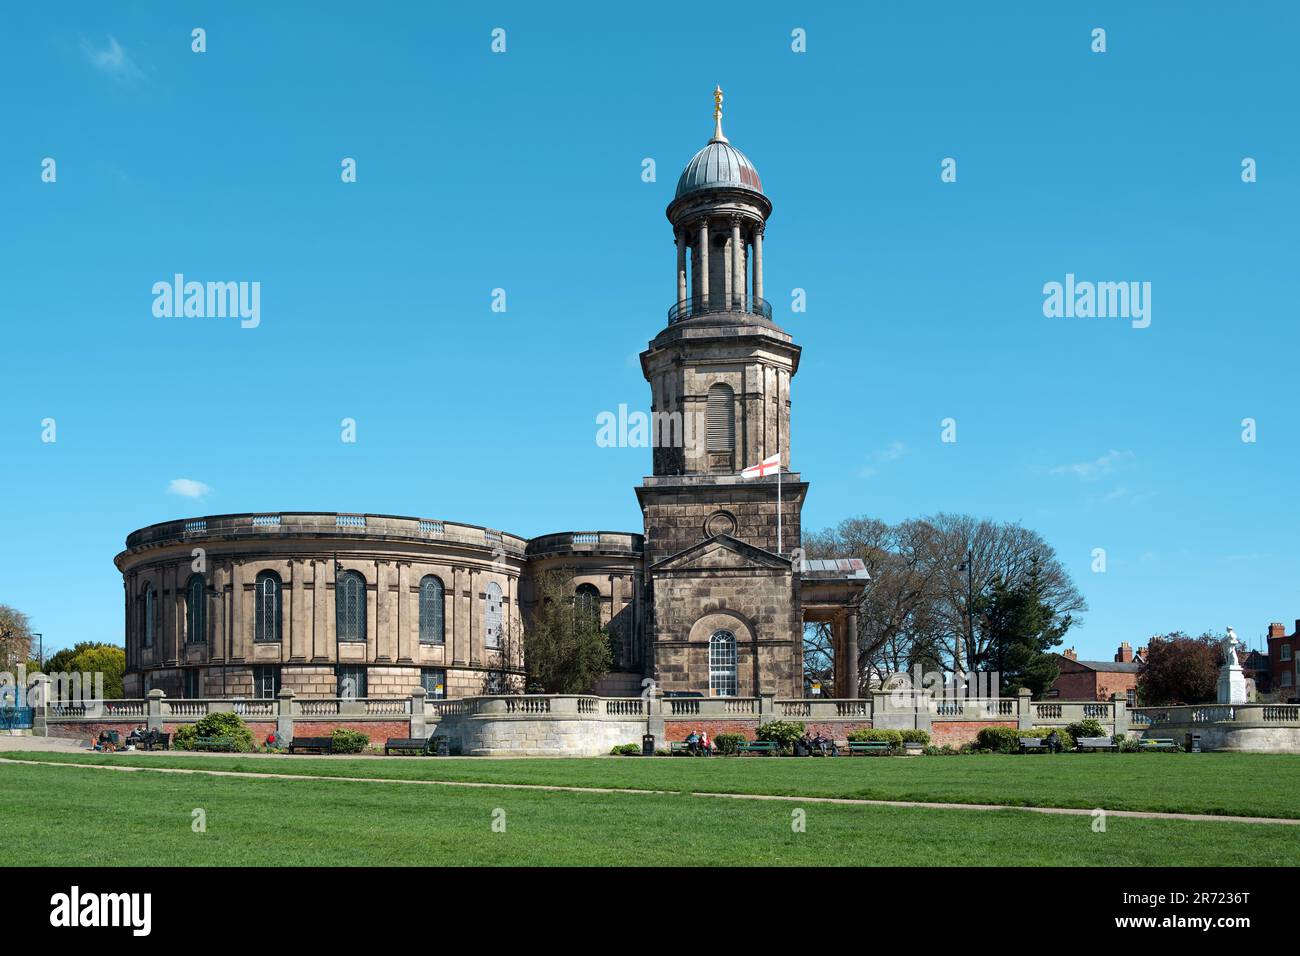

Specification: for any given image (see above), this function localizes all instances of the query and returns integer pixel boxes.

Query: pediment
[650,534,791,573]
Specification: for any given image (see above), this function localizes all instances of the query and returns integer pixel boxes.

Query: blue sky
[2,1,1297,659]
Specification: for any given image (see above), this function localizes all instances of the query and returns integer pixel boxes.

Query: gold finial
[711,85,728,143]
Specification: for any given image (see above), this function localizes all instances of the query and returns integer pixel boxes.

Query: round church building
[117,513,541,701]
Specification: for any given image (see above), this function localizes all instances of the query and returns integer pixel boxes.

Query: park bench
[142,731,170,752]
[1018,737,1048,753]
[669,741,695,756]
[288,736,334,755]
[734,741,779,756]
[1140,737,1179,752]
[384,737,430,756]
[847,740,893,756]
[1076,736,1117,753]
[194,736,236,752]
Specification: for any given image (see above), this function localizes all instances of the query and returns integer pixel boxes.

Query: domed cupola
[665,87,773,324]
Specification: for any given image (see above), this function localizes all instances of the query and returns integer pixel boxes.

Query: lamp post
[957,550,974,676]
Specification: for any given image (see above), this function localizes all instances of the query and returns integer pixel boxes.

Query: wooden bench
[669,741,695,756]
[1076,736,1117,752]
[384,737,429,756]
[1018,737,1048,753]
[1140,737,1179,752]
[847,740,893,756]
[142,731,170,752]
[734,741,779,756]
[194,735,236,752]
[288,736,334,755]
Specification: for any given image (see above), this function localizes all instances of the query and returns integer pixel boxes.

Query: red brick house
[1266,621,1299,701]
[1049,642,1145,704]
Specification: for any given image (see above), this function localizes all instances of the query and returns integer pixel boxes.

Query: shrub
[974,726,1075,753]
[754,720,805,752]
[847,728,903,749]
[330,728,369,754]
[172,725,198,750]
[1117,735,1141,753]
[923,744,959,756]
[192,711,255,752]
[610,743,641,756]
[900,729,931,745]
[1065,719,1107,742]
[654,748,672,756]
[713,732,748,756]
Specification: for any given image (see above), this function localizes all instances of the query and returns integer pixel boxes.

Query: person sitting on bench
[684,730,700,755]
[1046,730,1062,754]
[698,731,712,756]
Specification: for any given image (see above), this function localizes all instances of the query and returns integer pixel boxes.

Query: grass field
[2,752,1298,866]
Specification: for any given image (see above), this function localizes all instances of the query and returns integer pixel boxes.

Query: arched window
[254,571,282,643]
[141,584,155,649]
[419,575,445,644]
[186,574,206,644]
[709,629,738,697]
[706,383,735,453]
[485,582,503,649]
[574,583,600,624]
[336,570,367,643]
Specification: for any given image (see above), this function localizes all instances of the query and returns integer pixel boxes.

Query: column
[675,228,687,307]
[846,608,860,698]
[231,562,245,661]
[290,559,306,660]
[752,227,763,302]
[698,219,709,305]
[730,217,742,310]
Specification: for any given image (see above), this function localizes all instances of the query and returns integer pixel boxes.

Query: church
[116,91,868,703]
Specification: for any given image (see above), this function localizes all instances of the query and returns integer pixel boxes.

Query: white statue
[1217,626,1247,704]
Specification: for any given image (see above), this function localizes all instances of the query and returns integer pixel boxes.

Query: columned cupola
[667,87,773,322]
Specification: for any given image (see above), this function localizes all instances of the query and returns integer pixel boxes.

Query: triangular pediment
[650,534,791,573]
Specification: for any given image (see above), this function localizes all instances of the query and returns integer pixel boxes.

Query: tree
[976,558,1071,697]
[41,642,126,699]
[0,605,34,668]
[1137,633,1223,705]
[523,569,613,694]
[804,513,1085,683]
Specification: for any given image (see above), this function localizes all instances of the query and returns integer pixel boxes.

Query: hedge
[975,726,1075,753]
[330,728,369,754]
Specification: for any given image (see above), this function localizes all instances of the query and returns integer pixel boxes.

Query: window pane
[709,629,737,697]
[420,576,445,644]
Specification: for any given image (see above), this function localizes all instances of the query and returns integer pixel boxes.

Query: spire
[710,85,728,143]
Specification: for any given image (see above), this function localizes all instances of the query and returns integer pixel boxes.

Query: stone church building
[116,92,867,703]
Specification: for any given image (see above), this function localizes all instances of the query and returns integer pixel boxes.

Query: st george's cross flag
[741,453,780,479]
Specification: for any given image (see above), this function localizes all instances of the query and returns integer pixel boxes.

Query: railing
[577,698,598,714]
[504,697,550,714]
[165,701,207,718]
[1264,705,1300,721]
[251,514,281,527]
[365,698,409,716]
[780,701,810,717]
[233,700,276,718]
[668,294,773,324]
[1192,706,1236,723]
[605,699,644,716]
[336,514,366,528]
[1131,704,1300,727]
[419,519,444,535]
[1035,703,1063,720]
[184,519,207,533]
[298,699,339,716]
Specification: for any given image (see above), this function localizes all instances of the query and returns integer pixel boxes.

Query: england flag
[741,453,780,479]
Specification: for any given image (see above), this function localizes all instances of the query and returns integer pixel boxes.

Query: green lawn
[0,760,1297,866]
[6,749,1300,818]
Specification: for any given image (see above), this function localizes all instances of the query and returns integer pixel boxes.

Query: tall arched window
[574,584,600,624]
[254,571,282,643]
[485,582,503,649]
[186,574,206,644]
[706,383,735,454]
[709,629,737,697]
[336,571,367,643]
[419,575,445,644]
[141,584,155,649]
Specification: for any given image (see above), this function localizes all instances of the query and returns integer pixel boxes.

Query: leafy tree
[0,605,34,668]
[975,558,1071,697]
[1137,633,1223,705]
[523,569,613,694]
[40,642,126,699]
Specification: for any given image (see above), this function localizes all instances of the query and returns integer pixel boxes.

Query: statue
[1217,625,1247,705]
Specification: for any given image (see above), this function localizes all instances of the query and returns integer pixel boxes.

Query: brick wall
[930,720,1015,747]
[662,718,872,742]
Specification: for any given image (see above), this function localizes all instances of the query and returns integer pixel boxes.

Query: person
[699,731,712,757]
[1046,730,1062,754]
[684,730,700,756]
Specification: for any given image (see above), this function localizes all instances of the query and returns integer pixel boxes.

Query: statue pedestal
[1217,663,1248,705]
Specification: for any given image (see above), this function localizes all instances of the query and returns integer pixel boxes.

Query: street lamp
[957,550,974,676]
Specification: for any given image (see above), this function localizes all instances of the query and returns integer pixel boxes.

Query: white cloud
[167,478,211,499]
[859,441,907,478]
[80,35,143,80]
[1050,449,1132,481]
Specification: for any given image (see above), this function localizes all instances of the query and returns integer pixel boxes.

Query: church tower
[636,89,805,698]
